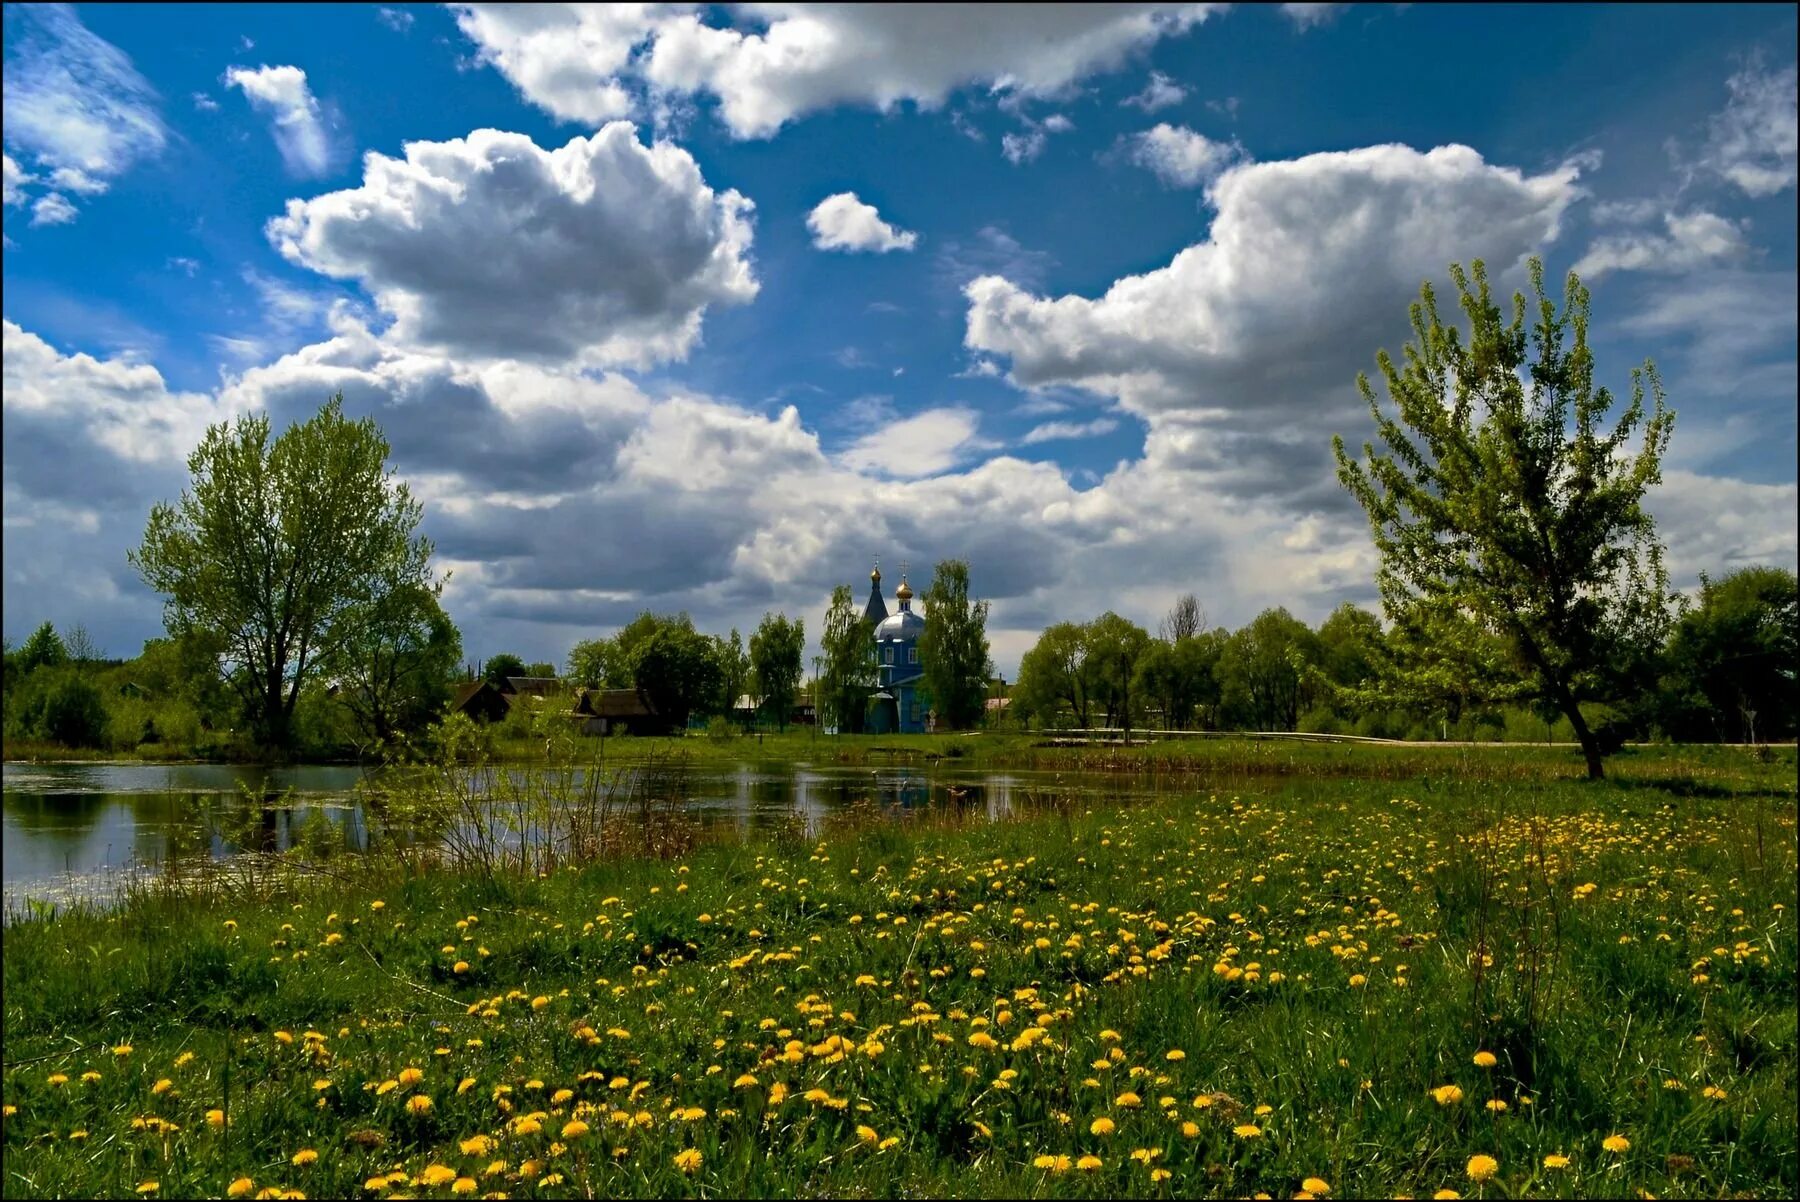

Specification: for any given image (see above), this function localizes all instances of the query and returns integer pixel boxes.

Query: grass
[3,746,1795,1199]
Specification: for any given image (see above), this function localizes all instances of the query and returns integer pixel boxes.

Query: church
[862,562,928,733]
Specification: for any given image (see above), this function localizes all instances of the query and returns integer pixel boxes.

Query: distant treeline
[1007,570,1797,746]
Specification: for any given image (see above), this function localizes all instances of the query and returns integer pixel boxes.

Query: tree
[1660,566,1798,743]
[819,585,874,733]
[332,583,463,746]
[1085,612,1152,732]
[749,612,805,731]
[916,559,992,730]
[1333,259,1674,778]
[717,629,749,722]
[630,623,722,730]
[566,639,614,690]
[132,395,436,754]
[483,653,527,687]
[1218,608,1319,731]
[63,624,100,666]
[1133,630,1221,730]
[1015,622,1093,729]
[17,622,67,675]
[1158,594,1205,643]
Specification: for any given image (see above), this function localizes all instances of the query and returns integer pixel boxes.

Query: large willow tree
[133,395,436,753]
[1334,259,1674,779]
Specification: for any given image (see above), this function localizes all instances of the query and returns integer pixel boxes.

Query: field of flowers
[4,753,1795,1199]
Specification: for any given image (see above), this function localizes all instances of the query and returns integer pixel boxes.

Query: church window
[883,647,893,664]
[908,647,918,664]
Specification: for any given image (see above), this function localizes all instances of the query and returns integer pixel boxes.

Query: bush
[706,716,736,743]
[1298,706,1347,735]
[41,673,108,748]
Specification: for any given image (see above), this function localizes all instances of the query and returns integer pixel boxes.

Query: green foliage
[38,671,108,747]
[482,653,528,687]
[17,621,67,675]
[1661,566,1799,743]
[1014,622,1095,729]
[749,611,805,732]
[819,585,874,734]
[1083,611,1152,729]
[717,629,750,721]
[916,560,992,730]
[1217,608,1320,731]
[131,394,440,755]
[1334,258,1675,777]
[630,621,723,729]
[331,582,463,748]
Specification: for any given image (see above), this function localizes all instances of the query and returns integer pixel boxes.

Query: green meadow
[4,743,1795,1200]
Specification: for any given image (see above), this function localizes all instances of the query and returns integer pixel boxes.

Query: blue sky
[4,3,1796,674]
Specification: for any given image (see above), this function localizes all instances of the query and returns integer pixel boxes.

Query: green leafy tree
[482,653,527,687]
[749,612,805,731]
[17,622,67,675]
[132,395,436,754]
[1133,630,1221,730]
[819,585,874,733]
[717,629,750,722]
[630,623,722,730]
[332,582,463,746]
[916,559,992,730]
[1219,608,1321,731]
[565,639,614,690]
[1661,566,1799,743]
[40,672,108,748]
[1334,259,1674,778]
[1085,612,1152,732]
[1014,622,1094,729]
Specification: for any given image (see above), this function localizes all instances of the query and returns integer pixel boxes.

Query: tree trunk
[1561,693,1605,780]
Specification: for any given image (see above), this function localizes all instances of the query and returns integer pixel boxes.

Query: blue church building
[863,562,927,734]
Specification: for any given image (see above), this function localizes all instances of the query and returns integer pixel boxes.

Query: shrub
[41,673,108,747]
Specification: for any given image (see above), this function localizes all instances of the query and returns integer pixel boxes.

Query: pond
[2,758,1154,909]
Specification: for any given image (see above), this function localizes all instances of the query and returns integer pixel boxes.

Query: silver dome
[876,608,924,640]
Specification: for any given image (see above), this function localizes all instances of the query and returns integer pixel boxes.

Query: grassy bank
[4,751,1794,1199]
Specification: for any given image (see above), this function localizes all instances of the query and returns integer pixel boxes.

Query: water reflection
[3,759,1142,907]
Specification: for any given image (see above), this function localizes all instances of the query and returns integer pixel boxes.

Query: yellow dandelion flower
[1603,1135,1630,1154]
[291,1149,319,1167]
[1234,1124,1262,1139]
[1466,1155,1498,1181]
[1431,1085,1464,1106]
[1303,1178,1331,1195]
[407,1094,433,1114]
[1473,1051,1497,1068]
[227,1180,254,1198]
[1090,1117,1116,1136]
[674,1148,703,1174]
[1543,1154,1570,1169]
[1077,1155,1103,1172]
[561,1120,588,1139]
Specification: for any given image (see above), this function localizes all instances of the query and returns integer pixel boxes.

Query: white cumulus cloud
[224,64,336,177]
[1575,209,1749,277]
[807,192,917,253]
[453,4,1221,138]
[1125,123,1245,187]
[265,123,758,369]
[1124,70,1187,111]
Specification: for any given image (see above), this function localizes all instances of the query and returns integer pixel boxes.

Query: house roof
[575,688,659,719]
[501,676,560,696]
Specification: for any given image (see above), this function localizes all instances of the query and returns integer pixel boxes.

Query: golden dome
[895,575,913,601]
[870,562,882,583]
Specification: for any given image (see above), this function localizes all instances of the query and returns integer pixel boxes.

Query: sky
[3,2,1796,678]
